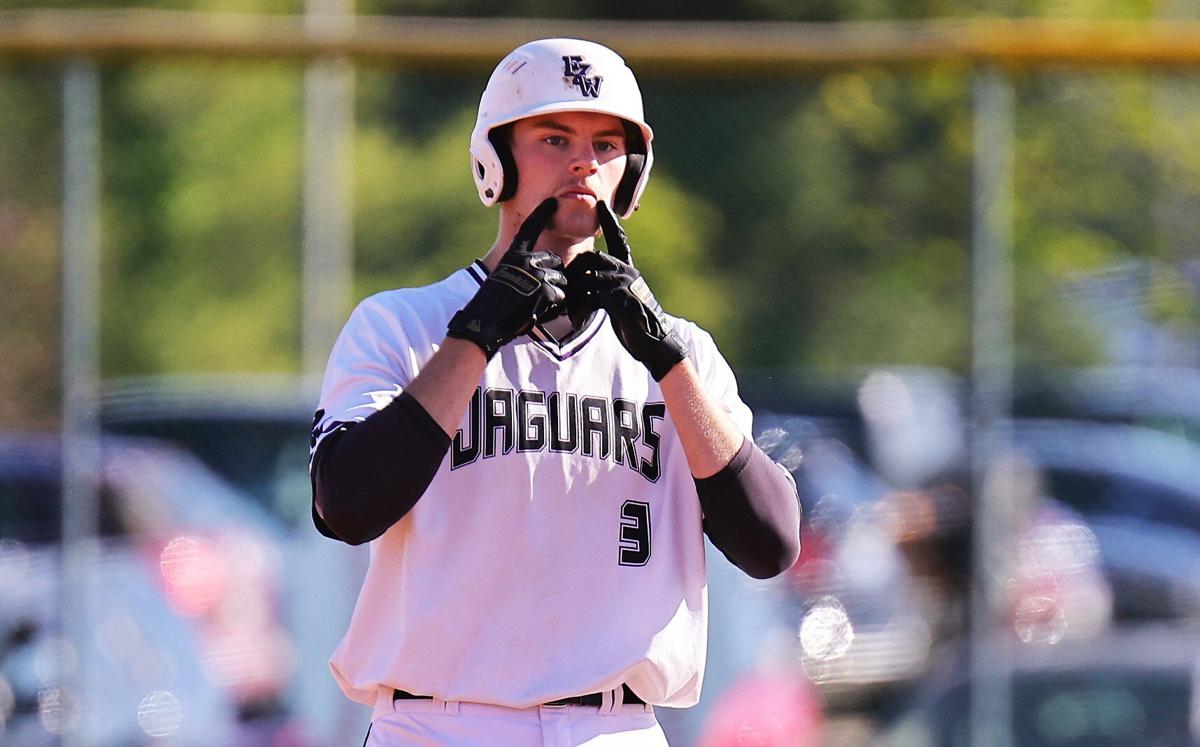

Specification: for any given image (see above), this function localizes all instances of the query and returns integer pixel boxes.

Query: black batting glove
[447,198,566,359]
[564,201,688,381]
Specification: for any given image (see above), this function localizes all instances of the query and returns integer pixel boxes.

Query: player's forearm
[658,360,744,478]
[660,360,802,579]
[404,337,489,436]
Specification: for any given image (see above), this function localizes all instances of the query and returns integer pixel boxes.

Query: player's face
[509,112,628,242]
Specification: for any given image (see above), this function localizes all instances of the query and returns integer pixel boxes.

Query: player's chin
[549,203,600,241]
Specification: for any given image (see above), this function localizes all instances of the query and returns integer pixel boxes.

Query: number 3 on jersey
[619,500,652,566]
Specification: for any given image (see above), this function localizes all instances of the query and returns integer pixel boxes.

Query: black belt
[393,684,644,707]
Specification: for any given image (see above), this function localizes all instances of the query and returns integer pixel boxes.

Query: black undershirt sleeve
[311,391,451,545]
[696,437,803,579]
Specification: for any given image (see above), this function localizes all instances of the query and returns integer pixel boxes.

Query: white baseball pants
[364,695,670,746]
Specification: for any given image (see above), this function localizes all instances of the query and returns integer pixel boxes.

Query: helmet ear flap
[472,131,504,205]
[613,154,644,218]
[488,126,519,202]
[613,120,647,217]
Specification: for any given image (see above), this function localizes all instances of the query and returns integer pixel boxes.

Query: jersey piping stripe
[466,259,489,286]
[463,260,608,361]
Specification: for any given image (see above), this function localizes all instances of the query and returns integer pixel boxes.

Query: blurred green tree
[102,62,304,376]
[0,67,62,427]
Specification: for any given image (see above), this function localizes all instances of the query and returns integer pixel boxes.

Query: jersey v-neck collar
[527,312,607,361]
[464,259,607,362]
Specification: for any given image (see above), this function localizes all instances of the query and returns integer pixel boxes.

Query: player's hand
[564,201,688,381]
[447,198,567,359]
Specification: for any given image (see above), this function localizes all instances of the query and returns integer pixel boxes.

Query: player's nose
[569,144,600,174]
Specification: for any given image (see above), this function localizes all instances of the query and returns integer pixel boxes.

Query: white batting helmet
[470,38,655,220]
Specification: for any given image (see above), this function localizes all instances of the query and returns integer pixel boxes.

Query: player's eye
[543,135,567,146]
[595,141,619,153]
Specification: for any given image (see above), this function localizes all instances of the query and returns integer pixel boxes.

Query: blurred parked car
[873,625,1200,746]
[1015,420,1200,623]
[1018,419,1200,535]
[915,419,1200,626]
[1015,366,1200,446]
[99,376,372,745]
[100,376,316,528]
[745,367,1200,706]
[842,367,1200,626]
[0,434,300,745]
[751,409,934,710]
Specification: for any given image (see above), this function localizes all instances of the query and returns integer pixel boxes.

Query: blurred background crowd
[2,0,1200,745]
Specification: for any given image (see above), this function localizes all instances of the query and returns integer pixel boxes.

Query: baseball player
[309,38,802,746]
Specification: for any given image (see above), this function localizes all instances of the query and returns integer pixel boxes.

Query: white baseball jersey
[311,260,753,716]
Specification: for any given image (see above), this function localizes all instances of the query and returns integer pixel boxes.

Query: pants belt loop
[598,686,618,716]
[431,697,460,714]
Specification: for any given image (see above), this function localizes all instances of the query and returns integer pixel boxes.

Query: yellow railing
[2,11,1200,70]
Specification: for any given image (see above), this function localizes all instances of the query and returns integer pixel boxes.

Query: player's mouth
[558,186,597,203]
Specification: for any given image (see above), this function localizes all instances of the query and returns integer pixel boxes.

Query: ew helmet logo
[562,55,603,98]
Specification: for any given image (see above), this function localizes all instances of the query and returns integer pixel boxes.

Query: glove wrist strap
[446,310,501,360]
